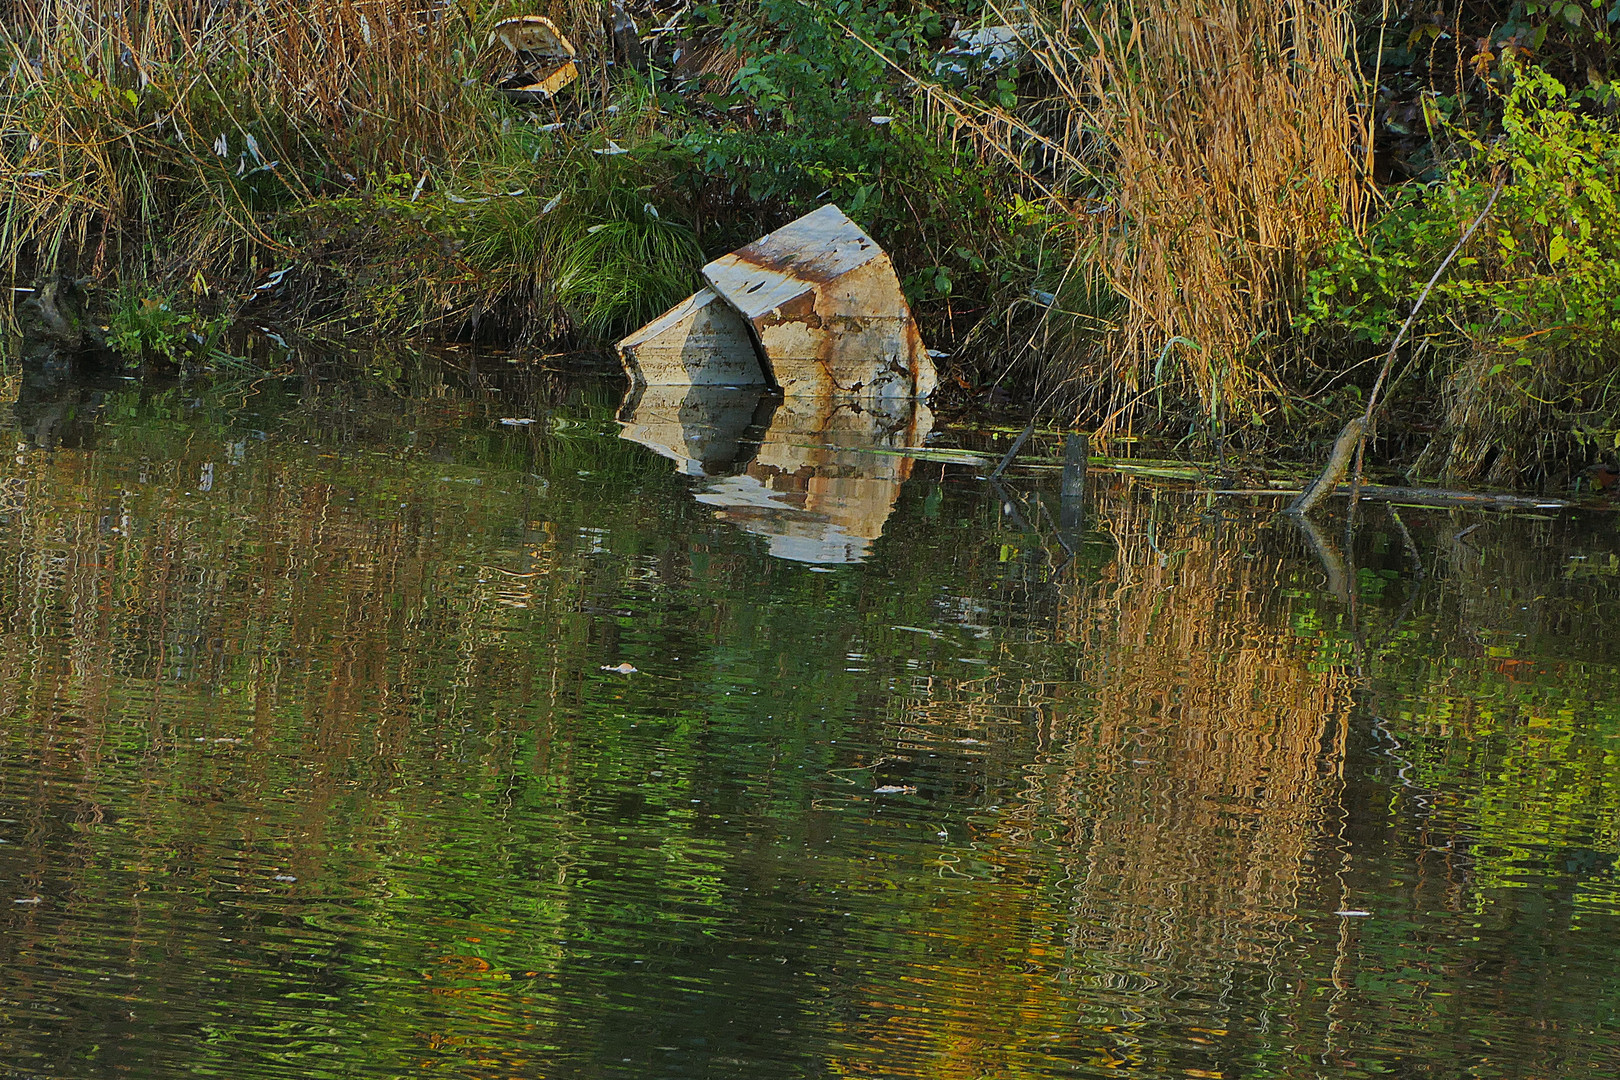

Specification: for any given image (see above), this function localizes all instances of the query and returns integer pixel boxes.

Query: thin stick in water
[1291,172,1506,516]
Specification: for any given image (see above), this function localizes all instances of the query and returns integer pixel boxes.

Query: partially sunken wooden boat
[615,205,936,402]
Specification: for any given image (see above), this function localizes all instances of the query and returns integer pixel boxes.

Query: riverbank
[4,0,1618,490]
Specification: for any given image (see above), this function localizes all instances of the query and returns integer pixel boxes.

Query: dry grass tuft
[1074,0,1366,428]
[931,0,1369,433]
[2,0,700,342]
[1,0,514,280]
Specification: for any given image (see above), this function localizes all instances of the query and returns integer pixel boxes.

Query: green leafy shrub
[677,0,1021,315]
[1300,65,1620,482]
[107,290,196,365]
[107,287,236,368]
[1440,68,1620,480]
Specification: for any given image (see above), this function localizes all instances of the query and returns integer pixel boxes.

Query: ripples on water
[1,361,1618,1078]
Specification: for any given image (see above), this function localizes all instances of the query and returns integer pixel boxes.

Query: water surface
[1,358,1618,1078]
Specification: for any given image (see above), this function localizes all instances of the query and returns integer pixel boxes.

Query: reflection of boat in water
[619,384,933,564]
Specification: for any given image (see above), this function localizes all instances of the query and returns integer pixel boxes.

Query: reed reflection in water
[0,367,1616,1079]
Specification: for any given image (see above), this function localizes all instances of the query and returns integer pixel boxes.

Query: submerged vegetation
[2,0,1618,486]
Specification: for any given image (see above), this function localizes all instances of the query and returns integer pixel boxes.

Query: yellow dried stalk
[1,0,513,276]
[1068,0,1368,425]
[908,1,1368,429]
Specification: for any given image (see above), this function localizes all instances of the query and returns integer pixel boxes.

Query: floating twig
[1223,482,1570,511]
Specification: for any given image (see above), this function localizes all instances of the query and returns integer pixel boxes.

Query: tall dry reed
[951,0,1368,430]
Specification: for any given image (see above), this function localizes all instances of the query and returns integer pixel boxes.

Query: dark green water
[2,357,1619,1079]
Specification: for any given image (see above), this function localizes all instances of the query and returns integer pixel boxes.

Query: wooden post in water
[1060,433,1088,533]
